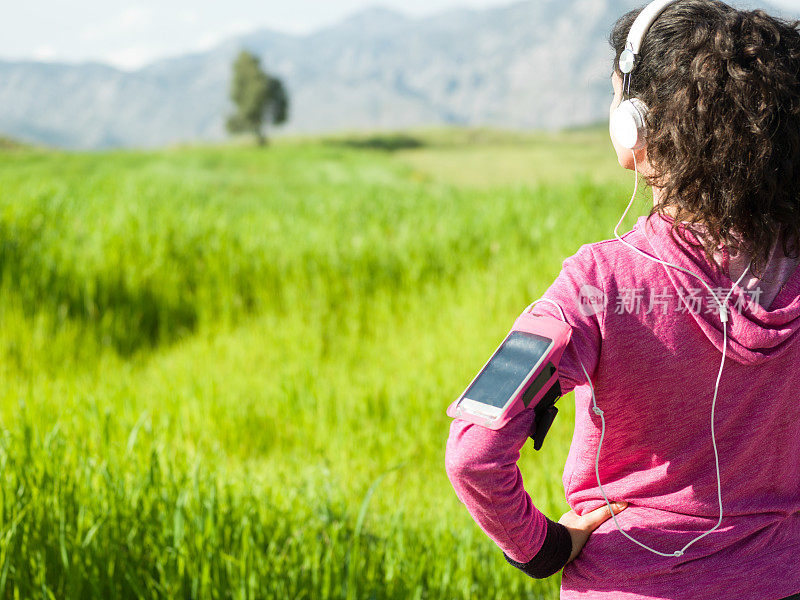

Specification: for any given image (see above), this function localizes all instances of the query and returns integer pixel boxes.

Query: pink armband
[446,311,572,449]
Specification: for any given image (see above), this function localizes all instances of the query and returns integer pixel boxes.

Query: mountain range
[0,0,792,149]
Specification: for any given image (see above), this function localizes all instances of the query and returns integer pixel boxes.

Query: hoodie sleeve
[444,244,603,574]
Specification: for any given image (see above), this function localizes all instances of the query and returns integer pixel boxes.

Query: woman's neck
[651,186,672,214]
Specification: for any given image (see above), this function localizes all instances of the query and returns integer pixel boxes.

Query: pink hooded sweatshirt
[445,213,800,600]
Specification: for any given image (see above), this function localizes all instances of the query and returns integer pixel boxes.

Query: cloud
[32,45,57,61]
[119,6,151,28]
[194,21,253,52]
[180,10,200,25]
[104,44,161,71]
[81,5,154,42]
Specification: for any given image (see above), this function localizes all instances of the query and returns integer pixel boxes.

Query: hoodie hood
[633,212,800,365]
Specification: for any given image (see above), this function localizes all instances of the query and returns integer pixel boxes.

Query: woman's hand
[558,501,628,564]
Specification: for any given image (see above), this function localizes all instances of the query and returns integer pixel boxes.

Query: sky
[3,0,799,71]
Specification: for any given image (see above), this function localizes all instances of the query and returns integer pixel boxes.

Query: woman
[445,1,800,598]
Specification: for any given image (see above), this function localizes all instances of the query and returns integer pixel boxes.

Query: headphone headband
[620,0,679,73]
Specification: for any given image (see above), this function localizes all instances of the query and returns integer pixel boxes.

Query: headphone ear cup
[610,98,649,151]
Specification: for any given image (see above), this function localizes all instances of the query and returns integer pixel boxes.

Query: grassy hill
[0,127,644,598]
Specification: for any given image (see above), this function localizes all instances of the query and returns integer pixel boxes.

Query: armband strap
[530,380,562,451]
[503,517,572,579]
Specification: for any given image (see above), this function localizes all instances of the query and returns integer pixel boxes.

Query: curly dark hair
[610,0,800,278]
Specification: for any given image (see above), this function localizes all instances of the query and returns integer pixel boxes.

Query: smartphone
[455,330,556,427]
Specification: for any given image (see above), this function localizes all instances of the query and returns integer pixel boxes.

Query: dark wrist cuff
[503,517,572,579]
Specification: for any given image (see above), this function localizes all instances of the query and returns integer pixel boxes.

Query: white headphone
[609,0,679,151]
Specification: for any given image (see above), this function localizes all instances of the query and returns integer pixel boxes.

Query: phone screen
[462,331,553,409]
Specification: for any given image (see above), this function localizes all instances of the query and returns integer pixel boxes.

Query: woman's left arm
[445,243,620,577]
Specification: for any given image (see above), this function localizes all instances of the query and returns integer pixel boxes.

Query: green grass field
[0,126,647,598]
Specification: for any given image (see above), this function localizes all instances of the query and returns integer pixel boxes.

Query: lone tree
[226,50,288,146]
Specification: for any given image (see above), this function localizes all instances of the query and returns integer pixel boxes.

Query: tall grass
[0,129,648,598]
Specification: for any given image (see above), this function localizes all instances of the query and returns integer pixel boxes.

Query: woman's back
[445,2,800,596]
[533,212,800,599]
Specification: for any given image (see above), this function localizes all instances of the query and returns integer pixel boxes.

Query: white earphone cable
[526,149,752,558]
